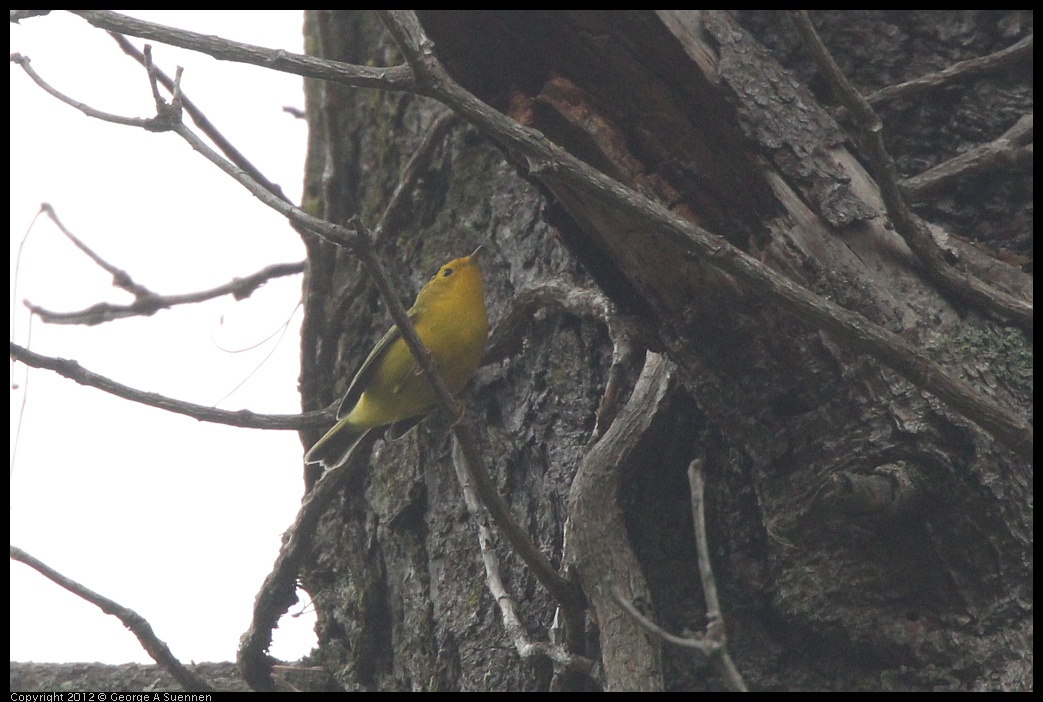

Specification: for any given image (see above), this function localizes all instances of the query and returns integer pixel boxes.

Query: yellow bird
[305,248,489,468]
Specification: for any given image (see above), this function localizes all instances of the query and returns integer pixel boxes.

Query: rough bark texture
[299,11,1031,691]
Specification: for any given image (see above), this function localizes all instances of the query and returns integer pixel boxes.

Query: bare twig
[685,459,746,691]
[37,203,156,298]
[867,33,1033,109]
[608,585,712,653]
[68,10,417,93]
[28,199,302,324]
[791,11,1032,333]
[108,32,291,201]
[903,113,1033,200]
[13,92,303,327]
[10,546,215,693]
[26,260,304,325]
[11,52,158,128]
[605,459,747,691]
[9,341,330,430]
[451,399,586,616]
[451,440,596,679]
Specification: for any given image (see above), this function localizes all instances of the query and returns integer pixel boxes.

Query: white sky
[10,11,319,664]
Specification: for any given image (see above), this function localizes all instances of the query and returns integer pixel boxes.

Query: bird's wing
[336,309,419,419]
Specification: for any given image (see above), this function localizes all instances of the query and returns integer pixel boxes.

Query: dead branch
[67,10,417,93]
[450,440,596,682]
[10,546,215,693]
[26,260,303,325]
[867,33,1033,109]
[569,353,676,690]
[109,32,292,202]
[791,11,1032,332]
[605,459,747,690]
[903,114,1033,201]
[9,341,330,430]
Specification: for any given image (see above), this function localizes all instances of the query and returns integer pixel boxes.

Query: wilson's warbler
[304,248,489,468]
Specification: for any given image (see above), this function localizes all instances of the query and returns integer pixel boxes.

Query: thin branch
[12,23,386,256]
[867,33,1033,109]
[903,113,1033,201]
[108,31,292,201]
[66,10,417,93]
[451,440,596,679]
[376,11,1031,462]
[37,203,156,298]
[609,584,713,654]
[9,341,330,430]
[170,115,360,250]
[606,585,745,692]
[10,53,157,128]
[10,82,305,327]
[791,11,1032,333]
[451,391,585,616]
[604,459,747,691]
[10,546,215,693]
[26,260,304,325]
[685,459,746,691]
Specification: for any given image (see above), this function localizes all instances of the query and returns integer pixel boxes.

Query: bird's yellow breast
[343,254,488,429]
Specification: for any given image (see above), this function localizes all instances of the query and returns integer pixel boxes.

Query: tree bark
[299,11,1031,691]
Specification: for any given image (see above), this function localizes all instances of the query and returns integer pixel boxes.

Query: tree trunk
[299,11,1031,691]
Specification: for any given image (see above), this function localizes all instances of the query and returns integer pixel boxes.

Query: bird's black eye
[442,268,453,277]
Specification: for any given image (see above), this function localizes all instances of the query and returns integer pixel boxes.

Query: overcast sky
[11,11,319,664]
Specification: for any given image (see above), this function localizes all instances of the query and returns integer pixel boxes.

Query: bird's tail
[304,417,363,469]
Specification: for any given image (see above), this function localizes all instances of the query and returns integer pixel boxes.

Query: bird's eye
[442,268,453,277]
